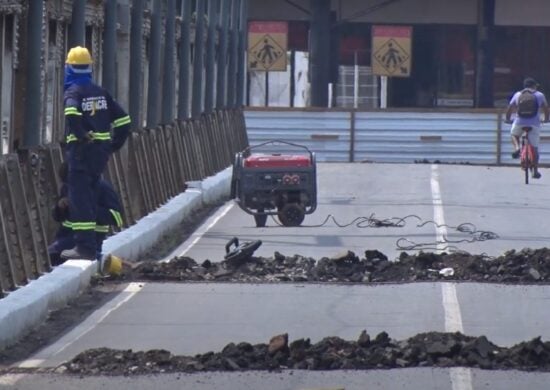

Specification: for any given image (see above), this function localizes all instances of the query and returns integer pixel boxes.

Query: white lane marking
[0,374,26,385]
[431,165,473,390]
[442,283,463,333]
[17,282,144,368]
[430,164,447,252]
[450,367,474,390]
[161,202,234,262]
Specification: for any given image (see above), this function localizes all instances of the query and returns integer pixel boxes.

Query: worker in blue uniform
[61,46,130,260]
[48,162,124,266]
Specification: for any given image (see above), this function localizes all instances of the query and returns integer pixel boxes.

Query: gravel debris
[124,247,550,284]
[56,331,550,375]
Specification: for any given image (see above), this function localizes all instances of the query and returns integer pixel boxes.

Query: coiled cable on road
[270,213,499,251]
[294,213,420,228]
[398,220,500,251]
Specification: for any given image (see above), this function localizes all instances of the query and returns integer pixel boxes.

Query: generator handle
[225,237,239,254]
[242,139,313,159]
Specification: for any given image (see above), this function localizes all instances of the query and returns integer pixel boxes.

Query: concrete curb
[0,167,232,350]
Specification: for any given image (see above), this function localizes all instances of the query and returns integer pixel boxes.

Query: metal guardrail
[0,108,248,296]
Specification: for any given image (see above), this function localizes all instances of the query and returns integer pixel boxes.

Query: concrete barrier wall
[0,109,247,297]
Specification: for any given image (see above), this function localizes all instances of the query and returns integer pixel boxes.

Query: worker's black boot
[61,246,97,260]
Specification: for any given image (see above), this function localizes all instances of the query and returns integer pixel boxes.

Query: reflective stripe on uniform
[66,131,112,143]
[64,220,112,232]
[70,222,96,231]
[92,131,111,140]
[65,107,82,116]
[113,115,131,128]
[95,225,110,233]
[109,209,123,228]
[66,134,78,143]
[62,220,73,229]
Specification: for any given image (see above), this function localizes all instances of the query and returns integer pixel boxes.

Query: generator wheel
[278,203,305,227]
[254,210,267,227]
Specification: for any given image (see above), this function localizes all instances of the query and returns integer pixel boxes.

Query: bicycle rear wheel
[522,145,532,185]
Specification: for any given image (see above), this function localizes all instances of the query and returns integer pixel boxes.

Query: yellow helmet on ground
[101,254,123,276]
[65,46,93,65]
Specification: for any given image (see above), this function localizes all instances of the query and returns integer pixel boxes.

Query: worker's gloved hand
[57,197,69,210]
[84,131,94,142]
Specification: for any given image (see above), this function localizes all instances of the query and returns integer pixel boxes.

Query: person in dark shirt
[48,162,123,266]
[60,46,130,260]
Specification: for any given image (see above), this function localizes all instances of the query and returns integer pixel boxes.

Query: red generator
[231,140,317,227]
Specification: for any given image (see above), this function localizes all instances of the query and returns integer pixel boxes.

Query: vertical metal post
[103,0,117,94]
[70,0,86,47]
[227,0,240,108]
[116,0,131,106]
[129,0,144,129]
[236,0,248,106]
[23,1,43,147]
[310,0,331,107]
[147,0,162,128]
[474,0,495,108]
[290,50,295,107]
[216,0,230,109]
[265,72,269,106]
[178,0,192,119]
[192,0,206,118]
[204,0,219,114]
[162,0,176,124]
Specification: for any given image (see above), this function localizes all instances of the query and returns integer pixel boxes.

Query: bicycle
[519,126,536,184]
[505,119,542,184]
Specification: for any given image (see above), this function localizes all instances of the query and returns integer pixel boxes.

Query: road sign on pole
[372,25,412,77]
[248,21,288,72]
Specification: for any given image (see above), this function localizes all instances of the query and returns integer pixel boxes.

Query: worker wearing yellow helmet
[60,46,131,261]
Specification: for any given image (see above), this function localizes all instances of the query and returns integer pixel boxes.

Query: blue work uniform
[63,66,130,255]
[48,179,124,265]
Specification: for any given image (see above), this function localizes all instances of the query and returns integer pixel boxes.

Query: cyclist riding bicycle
[505,77,550,179]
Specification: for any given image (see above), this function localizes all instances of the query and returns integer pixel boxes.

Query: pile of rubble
[59,331,550,375]
[129,247,550,284]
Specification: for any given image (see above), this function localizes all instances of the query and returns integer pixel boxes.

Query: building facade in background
[248,0,550,109]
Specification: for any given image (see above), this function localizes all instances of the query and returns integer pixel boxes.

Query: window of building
[435,25,476,107]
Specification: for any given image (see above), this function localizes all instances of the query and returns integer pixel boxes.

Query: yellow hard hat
[102,254,123,276]
[65,46,93,65]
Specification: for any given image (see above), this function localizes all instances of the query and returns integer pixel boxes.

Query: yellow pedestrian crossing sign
[372,25,412,77]
[248,21,288,72]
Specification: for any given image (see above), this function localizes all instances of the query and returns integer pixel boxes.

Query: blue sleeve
[107,94,131,152]
[509,92,519,106]
[64,89,87,141]
[52,184,69,222]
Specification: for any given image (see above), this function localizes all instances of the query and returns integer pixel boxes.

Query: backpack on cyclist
[517,89,539,118]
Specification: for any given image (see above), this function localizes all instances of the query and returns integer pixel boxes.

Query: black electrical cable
[268,213,499,251]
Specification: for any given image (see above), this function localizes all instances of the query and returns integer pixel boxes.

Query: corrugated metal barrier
[354,111,499,164]
[0,109,248,296]
[245,110,352,161]
[245,108,549,165]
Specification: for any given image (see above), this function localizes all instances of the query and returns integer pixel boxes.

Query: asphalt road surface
[6,163,550,389]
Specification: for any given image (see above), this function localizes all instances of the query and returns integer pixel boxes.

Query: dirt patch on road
[126,247,550,284]
[50,331,550,375]
[0,202,223,368]
[0,287,117,368]
[4,201,550,375]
